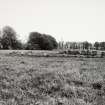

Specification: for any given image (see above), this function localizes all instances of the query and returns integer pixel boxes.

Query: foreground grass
[0,50,105,105]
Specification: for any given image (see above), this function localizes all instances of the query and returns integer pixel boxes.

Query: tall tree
[26,32,58,50]
[1,26,22,49]
[26,32,41,50]
[100,42,105,50]
[82,41,90,50]
[94,42,100,50]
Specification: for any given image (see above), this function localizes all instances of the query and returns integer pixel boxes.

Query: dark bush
[67,50,80,55]
[92,82,102,90]
[67,50,72,54]
[81,50,87,55]
[81,50,91,56]
[26,32,58,50]
[101,52,105,57]
[91,51,97,57]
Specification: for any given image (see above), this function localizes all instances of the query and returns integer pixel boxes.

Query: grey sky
[0,0,105,42]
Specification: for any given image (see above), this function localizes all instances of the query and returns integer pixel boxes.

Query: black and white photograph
[0,0,105,105]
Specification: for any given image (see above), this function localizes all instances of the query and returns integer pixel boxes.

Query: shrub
[91,51,97,57]
[101,52,105,57]
[26,32,58,50]
[81,50,87,55]
[67,50,80,55]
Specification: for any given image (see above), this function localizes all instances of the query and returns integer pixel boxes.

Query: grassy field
[0,50,105,105]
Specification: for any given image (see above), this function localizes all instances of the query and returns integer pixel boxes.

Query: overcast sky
[0,0,105,42]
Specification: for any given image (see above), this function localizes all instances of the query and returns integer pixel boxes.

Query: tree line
[0,26,58,50]
[0,26,105,51]
[58,41,105,50]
